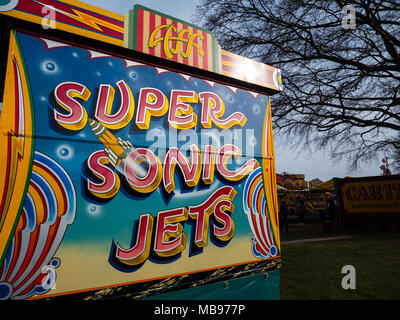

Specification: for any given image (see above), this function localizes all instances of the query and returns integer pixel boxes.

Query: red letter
[124,149,162,194]
[136,87,168,129]
[54,81,90,131]
[368,184,383,200]
[86,150,120,199]
[153,208,188,257]
[359,186,370,200]
[202,145,216,184]
[216,144,258,182]
[95,80,135,130]
[163,145,202,193]
[189,186,236,248]
[213,199,235,242]
[168,90,198,129]
[200,91,246,129]
[113,214,154,267]
[345,186,359,201]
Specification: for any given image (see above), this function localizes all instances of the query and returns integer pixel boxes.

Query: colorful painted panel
[125,5,221,73]
[0,1,283,92]
[221,50,283,92]
[0,30,280,300]
[0,0,124,46]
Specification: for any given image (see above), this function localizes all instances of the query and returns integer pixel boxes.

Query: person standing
[327,195,337,224]
[279,197,289,233]
[296,196,306,226]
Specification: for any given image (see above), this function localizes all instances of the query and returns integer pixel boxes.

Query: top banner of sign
[0,0,283,92]
[124,5,221,74]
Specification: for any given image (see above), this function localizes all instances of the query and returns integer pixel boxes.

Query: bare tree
[194,0,400,170]
[392,142,400,173]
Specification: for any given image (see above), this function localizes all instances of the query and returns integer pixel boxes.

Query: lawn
[279,220,400,300]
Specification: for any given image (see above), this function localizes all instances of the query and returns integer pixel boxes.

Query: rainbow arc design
[0,30,35,267]
[0,152,76,299]
[243,98,280,259]
[261,99,280,249]
[0,31,76,300]
[243,167,278,259]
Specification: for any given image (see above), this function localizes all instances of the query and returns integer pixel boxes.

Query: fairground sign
[0,1,281,300]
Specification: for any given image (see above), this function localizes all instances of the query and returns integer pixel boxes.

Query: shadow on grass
[279,220,400,300]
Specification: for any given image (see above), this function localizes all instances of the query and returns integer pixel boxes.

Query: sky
[77,0,381,181]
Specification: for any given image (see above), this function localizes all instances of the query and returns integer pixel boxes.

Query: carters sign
[338,176,400,215]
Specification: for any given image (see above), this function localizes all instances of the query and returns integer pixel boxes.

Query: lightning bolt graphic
[0,133,25,231]
[0,34,34,267]
[33,0,123,34]
[0,57,26,232]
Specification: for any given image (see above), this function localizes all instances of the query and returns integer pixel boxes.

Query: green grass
[280,221,400,300]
